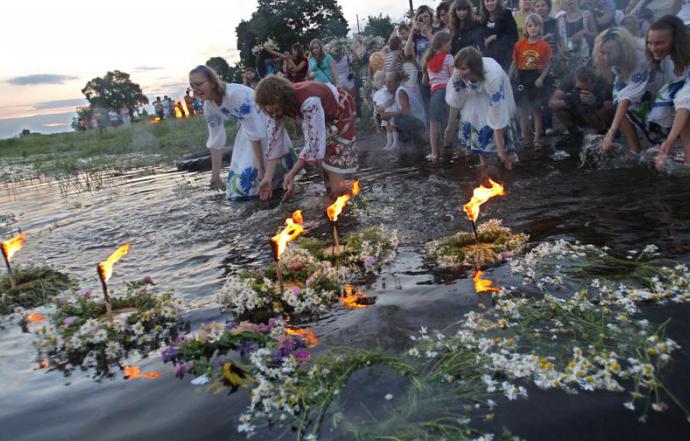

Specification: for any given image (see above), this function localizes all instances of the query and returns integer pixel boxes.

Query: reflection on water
[1,137,690,441]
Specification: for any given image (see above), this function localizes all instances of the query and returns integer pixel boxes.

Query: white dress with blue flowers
[204,84,295,201]
[445,57,516,155]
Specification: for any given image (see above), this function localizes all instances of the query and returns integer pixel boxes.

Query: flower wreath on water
[296,225,400,275]
[218,247,346,322]
[0,265,75,315]
[425,219,528,270]
[161,317,315,393]
[32,278,187,378]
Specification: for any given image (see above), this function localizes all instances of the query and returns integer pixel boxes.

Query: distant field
[0,116,235,181]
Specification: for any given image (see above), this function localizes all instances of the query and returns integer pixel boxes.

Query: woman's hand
[570,31,584,43]
[535,77,544,88]
[283,173,295,199]
[484,35,496,47]
[209,175,226,191]
[443,125,456,146]
[655,142,672,170]
[258,178,273,200]
[601,130,615,152]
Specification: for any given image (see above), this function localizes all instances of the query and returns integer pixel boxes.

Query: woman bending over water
[254,75,358,199]
[189,65,295,200]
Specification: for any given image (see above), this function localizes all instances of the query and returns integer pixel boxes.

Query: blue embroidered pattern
[239,167,258,193]
[490,80,505,104]
[478,126,493,149]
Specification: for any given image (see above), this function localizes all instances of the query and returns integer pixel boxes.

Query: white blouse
[203,83,264,150]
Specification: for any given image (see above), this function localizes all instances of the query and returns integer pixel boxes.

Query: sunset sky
[0,0,428,138]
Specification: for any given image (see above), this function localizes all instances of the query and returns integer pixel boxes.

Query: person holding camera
[405,5,435,107]
[548,65,614,142]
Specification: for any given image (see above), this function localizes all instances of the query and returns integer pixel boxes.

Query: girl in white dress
[445,47,517,169]
[189,65,295,200]
[644,16,690,169]
[593,27,656,154]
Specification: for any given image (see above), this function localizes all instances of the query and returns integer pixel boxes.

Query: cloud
[32,98,87,110]
[7,74,78,85]
[132,66,165,72]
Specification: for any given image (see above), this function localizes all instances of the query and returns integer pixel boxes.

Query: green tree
[236,0,349,66]
[81,70,148,113]
[206,56,231,81]
[363,14,395,39]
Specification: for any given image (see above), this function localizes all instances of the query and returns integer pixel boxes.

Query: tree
[236,0,349,66]
[206,57,232,81]
[81,70,148,112]
[363,14,395,40]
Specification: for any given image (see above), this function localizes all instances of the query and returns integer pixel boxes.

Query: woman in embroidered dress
[594,27,656,154]
[189,65,295,200]
[254,75,358,199]
[445,47,517,169]
[645,15,690,170]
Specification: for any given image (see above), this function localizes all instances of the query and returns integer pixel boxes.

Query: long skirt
[226,125,296,201]
[322,88,358,175]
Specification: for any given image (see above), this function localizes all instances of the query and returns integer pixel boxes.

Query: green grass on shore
[0,116,238,181]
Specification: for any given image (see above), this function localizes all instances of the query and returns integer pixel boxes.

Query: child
[401,51,422,106]
[513,0,535,36]
[242,67,258,89]
[423,31,454,161]
[372,70,400,150]
[384,35,403,75]
[508,13,553,149]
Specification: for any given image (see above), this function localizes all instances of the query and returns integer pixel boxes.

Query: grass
[0,116,237,181]
[0,265,75,314]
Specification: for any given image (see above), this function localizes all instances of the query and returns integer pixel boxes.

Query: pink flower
[294,350,311,362]
[288,262,304,271]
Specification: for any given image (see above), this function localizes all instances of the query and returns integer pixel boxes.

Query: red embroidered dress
[265,81,358,174]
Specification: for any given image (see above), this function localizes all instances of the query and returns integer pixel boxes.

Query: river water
[1,136,689,441]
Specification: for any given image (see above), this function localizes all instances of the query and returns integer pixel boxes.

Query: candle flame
[25,312,44,323]
[327,194,351,222]
[123,365,160,379]
[271,211,305,259]
[339,284,369,309]
[463,179,505,222]
[327,181,360,222]
[473,270,500,293]
[286,327,319,348]
[1,232,26,262]
[97,243,130,283]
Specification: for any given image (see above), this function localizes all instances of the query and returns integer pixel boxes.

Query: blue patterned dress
[647,56,690,131]
[445,57,517,155]
[204,84,296,201]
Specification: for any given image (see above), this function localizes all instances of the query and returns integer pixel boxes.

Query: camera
[562,92,579,109]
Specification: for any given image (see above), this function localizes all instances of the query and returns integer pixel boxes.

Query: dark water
[1,136,689,441]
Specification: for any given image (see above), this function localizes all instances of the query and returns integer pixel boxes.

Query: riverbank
[0,116,223,182]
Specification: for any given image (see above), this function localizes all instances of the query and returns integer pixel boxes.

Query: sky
[0,0,439,139]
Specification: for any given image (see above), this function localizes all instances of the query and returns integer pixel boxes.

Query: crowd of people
[191,0,690,202]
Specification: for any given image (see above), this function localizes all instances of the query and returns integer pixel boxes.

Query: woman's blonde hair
[254,75,299,117]
[422,31,453,71]
[189,65,226,99]
[523,13,543,38]
[592,27,639,82]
